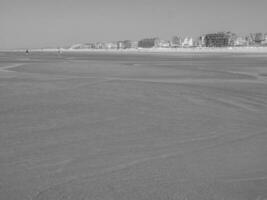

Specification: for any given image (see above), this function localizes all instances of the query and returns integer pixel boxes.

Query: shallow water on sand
[0,52,267,200]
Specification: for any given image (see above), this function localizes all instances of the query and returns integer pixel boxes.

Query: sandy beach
[0,52,267,200]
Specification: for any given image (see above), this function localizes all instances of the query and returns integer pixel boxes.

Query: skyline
[1,0,267,49]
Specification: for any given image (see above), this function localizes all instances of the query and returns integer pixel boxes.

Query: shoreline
[2,46,267,54]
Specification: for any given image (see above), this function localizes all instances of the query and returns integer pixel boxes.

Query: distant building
[130,41,138,49]
[204,32,230,47]
[227,32,238,46]
[248,33,265,45]
[182,37,194,47]
[138,38,159,48]
[171,36,182,47]
[103,42,117,49]
[195,35,205,47]
[70,43,96,49]
[117,41,125,49]
[84,43,96,49]
[116,40,133,49]
[262,33,267,46]
[254,33,265,44]
[200,36,205,47]
[123,40,132,49]
[245,35,255,46]
[233,36,248,46]
[155,39,170,48]
[70,44,83,49]
[95,42,105,49]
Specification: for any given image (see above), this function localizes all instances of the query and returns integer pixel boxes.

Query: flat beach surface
[0,52,267,200]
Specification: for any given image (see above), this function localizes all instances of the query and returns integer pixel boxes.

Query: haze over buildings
[1,0,267,49]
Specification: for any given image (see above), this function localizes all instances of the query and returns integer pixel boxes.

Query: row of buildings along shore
[70,32,267,50]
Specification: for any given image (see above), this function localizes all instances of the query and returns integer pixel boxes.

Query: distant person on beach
[58,48,62,54]
[25,49,29,54]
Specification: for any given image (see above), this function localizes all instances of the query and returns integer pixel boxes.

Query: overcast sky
[1,0,266,49]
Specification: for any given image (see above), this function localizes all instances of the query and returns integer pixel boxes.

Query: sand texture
[0,52,267,200]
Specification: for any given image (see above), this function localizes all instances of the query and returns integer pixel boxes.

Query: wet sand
[0,52,267,200]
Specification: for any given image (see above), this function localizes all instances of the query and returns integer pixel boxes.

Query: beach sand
[0,52,267,200]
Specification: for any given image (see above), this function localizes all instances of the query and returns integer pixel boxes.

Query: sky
[1,0,267,49]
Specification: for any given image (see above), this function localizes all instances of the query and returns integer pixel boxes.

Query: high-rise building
[204,32,230,47]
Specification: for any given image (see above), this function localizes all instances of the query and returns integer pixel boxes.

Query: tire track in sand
[0,63,25,72]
